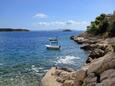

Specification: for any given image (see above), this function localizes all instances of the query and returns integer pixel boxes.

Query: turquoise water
[0,31,88,86]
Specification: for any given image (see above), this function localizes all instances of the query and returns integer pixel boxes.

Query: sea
[0,31,88,86]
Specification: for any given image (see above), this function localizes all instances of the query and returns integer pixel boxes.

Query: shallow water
[0,31,88,86]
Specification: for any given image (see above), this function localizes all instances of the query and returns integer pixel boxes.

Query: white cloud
[32,20,89,30]
[34,13,48,18]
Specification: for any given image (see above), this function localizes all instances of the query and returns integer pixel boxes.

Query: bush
[109,21,115,37]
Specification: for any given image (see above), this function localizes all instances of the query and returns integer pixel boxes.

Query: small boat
[45,38,61,50]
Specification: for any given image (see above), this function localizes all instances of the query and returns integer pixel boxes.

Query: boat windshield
[50,41,58,45]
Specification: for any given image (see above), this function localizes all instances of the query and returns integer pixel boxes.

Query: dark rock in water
[70,36,74,40]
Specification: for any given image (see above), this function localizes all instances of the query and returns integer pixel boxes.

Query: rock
[41,67,62,86]
[89,49,105,59]
[70,69,87,81]
[55,69,63,76]
[63,80,74,86]
[74,37,85,44]
[56,71,70,83]
[97,44,108,51]
[100,69,115,81]
[80,44,97,50]
[96,78,115,86]
[87,53,115,74]
[56,76,65,83]
[59,67,74,72]
[70,36,74,40]
[63,80,82,86]
[86,57,94,63]
[82,76,97,86]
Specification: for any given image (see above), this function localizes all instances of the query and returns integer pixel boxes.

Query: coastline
[41,32,115,86]
[0,28,29,32]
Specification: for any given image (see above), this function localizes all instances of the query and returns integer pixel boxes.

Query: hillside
[86,11,115,37]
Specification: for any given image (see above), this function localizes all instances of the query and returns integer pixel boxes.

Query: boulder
[70,69,87,81]
[63,80,74,86]
[55,69,63,76]
[63,80,82,86]
[73,37,85,44]
[89,49,105,59]
[82,76,97,86]
[70,36,74,40]
[100,69,115,81]
[41,67,62,86]
[87,53,115,74]
[86,57,93,63]
[80,44,97,50]
[59,67,74,72]
[56,71,70,83]
[97,44,108,51]
[96,78,115,86]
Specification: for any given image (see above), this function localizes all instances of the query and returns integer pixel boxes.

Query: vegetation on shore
[86,12,115,37]
[0,28,29,32]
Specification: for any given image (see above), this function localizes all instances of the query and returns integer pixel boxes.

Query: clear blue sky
[0,0,115,31]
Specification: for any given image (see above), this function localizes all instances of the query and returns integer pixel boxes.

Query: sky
[0,0,115,31]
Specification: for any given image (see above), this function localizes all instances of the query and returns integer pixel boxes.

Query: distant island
[62,29,72,32]
[0,28,29,32]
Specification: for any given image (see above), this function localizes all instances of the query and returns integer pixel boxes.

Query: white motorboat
[45,45,61,49]
[45,38,61,50]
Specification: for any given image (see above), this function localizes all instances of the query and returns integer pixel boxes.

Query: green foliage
[108,20,115,37]
[86,13,115,37]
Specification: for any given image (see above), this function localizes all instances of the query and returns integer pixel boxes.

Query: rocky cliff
[41,32,115,86]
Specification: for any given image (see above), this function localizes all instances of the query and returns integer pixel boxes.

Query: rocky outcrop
[41,52,115,86]
[41,66,88,86]
[41,67,62,86]
[41,34,115,86]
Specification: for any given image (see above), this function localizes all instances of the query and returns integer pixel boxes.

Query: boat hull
[45,45,60,50]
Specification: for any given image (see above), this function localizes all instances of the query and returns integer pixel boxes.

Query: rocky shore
[41,32,115,86]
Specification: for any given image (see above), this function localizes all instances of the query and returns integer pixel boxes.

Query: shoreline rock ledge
[41,31,115,86]
[41,52,115,86]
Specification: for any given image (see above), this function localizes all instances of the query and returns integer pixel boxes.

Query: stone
[70,69,87,81]
[59,67,74,72]
[63,80,82,86]
[56,76,65,83]
[87,53,115,74]
[96,78,115,86]
[63,80,74,86]
[56,71,70,83]
[82,77,97,86]
[100,69,115,81]
[41,67,62,86]
[89,49,105,59]
[55,69,63,76]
